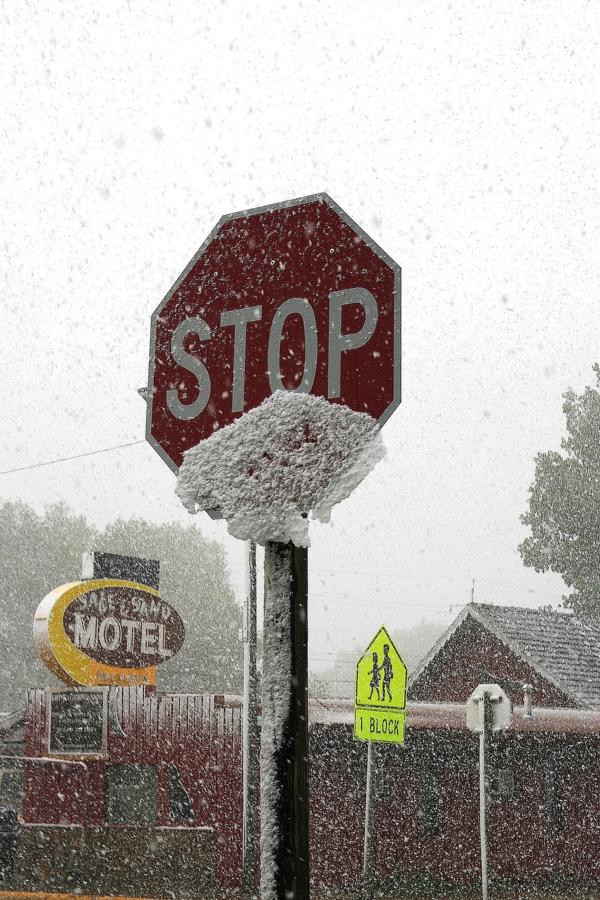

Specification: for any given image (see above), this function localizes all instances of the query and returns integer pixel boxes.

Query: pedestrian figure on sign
[368,652,381,701]
[381,644,393,702]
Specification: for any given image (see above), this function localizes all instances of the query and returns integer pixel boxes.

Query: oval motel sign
[34,579,185,687]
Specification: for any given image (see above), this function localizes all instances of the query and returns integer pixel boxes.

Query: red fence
[24,688,242,889]
[22,689,600,892]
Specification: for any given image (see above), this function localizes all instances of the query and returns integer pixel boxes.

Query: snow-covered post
[261,540,309,900]
[175,392,387,899]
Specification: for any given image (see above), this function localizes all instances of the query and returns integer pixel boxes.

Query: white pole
[479,693,489,900]
[242,540,258,895]
[362,740,374,900]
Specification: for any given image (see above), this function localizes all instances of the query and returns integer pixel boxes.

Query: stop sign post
[146,194,401,899]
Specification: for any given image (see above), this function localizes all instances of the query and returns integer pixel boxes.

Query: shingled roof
[409,602,600,711]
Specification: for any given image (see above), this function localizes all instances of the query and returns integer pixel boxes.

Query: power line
[314,573,554,600]
[317,569,476,581]
[309,593,543,611]
[0,440,146,476]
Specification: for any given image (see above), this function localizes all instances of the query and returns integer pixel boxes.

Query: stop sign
[146,193,401,472]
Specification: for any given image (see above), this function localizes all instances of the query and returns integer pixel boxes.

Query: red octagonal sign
[146,194,401,472]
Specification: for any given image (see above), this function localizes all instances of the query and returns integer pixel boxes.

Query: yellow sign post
[355,626,407,896]
[354,625,407,744]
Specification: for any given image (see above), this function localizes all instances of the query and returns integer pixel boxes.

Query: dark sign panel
[48,690,106,756]
[81,551,160,590]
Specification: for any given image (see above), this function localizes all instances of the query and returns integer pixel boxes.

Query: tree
[97,518,241,694]
[519,364,600,613]
[0,501,97,709]
[0,502,241,711]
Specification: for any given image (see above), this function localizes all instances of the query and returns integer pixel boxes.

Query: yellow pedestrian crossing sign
[354,626,407,744]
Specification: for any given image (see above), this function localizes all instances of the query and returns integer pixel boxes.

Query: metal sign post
[466,683,512,900]
[478,691,490,900]
[145,195,402,898]
[354,627,407,899]
[261,541,309,900]
[362,741,375,900]
[242,540,259,895]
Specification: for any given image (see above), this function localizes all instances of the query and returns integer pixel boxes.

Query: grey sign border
[146,192,402,474]
[47,686,108,759]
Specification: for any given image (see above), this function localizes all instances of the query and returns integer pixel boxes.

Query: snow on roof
[409,602,600,711]
[176,391,385,546]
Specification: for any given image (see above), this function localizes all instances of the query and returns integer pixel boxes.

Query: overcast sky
[1,1,598,670]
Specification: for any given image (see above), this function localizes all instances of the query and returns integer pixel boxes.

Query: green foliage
[96,518,241,694]
[0,501,97,707]
[519,364,600,613]
[0,502,241,711]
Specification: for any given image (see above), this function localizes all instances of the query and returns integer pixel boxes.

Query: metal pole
[260,540,309,900]
[242,540,258,895]
[362,740,374,900]
[479,692,490,900]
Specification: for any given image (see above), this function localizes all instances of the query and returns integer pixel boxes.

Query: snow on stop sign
[146,193,401,472]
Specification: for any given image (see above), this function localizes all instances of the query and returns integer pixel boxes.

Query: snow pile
[175,391,386,546]
[259,545,293,899]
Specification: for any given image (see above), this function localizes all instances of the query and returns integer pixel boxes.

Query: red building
[310,602,600,892]
[10,601,600,896]
[409,602,600,710]
[18,689,240,895]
